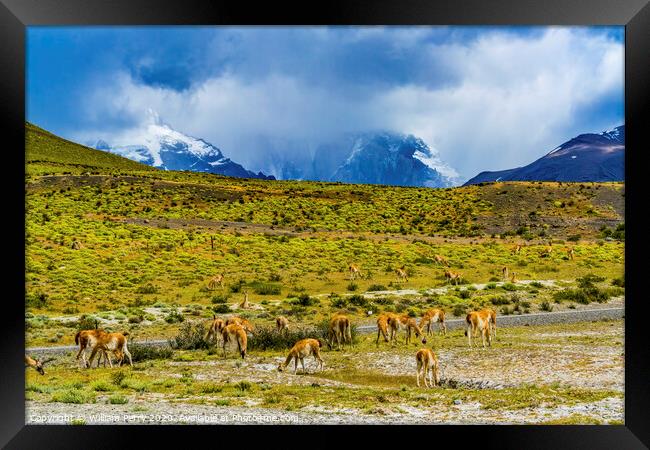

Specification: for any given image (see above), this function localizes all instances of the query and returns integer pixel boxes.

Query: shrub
[50,389,95,404]
[128,342,173,362]
[169,321,210,350]
[211,304,231,314]
[367,284,387,292]
[529,281,544,288]
[540,301,553,312]
[292,293,318,307]
[164,309,184,324]
[348,294,369,308]
[76,314,100,331]
[248,325,319,351]
[111,371,127,387]
[452,304,467,317]
[108,395,128,405]
[458,290,471,299]
[502,283,517,292]
[211,294,230,304]
[135,283,159,294]
[490,295,510,306]
[250,281,281,295]
[90,380,115,392]
[611,277,625,288]
[347,282,358,292]
[26,292,49,309]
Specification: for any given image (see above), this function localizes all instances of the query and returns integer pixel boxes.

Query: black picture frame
[1,0,648,448]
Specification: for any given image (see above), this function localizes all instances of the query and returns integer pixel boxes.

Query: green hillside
[25,121,156,175]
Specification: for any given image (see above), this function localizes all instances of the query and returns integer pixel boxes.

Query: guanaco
[567,247,575,260]
[464,311,491,348]
[208,274,225,290]
[419,308,447,336]
[444,269,462,285]
[389,314,427,345]
[348,264,361,280]
[540,242,553,258]
[221,323,248,359]
[502,266,509,281]
[327,314,352,350]
[87,331,133,368]
[511,244,522,255]
[277,338,324,374]
[239,290,250,309]
[415,348,440,388]
[510,271,518,283]
[225,316,255,333]
[434,254,449,267]
[376,312,398,345]
[204,316,226,343]
[480,308,497,339]
[25,355,53,375]
[75,329,110,368]
[276,316,289,334]
[396,266,408,282]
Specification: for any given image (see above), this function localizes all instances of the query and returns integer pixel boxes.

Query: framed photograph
[2,0,648,447]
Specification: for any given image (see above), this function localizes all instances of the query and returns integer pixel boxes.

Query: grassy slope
[26,121,156,174]
[25,124,624,343]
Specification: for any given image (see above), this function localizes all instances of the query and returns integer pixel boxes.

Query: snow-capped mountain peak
[90,113,274,180]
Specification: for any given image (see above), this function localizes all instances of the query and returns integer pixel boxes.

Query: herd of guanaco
[28,245,574,388]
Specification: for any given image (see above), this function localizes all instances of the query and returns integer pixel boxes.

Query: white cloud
[74,27,623,181]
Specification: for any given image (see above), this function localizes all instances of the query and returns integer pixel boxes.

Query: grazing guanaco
[415,348,440,388]
[75,329,109,368]
[224,316,254,333]
[25,355,53,375]
[204,316,226,343]
[221,323,248,359]
[376,312,398,345]
[396,266,408,282]
[389,314,427,345]
[444,269,462,285]
[567,247,575,260]
[419,308,447,336]
[348,264,361,280]
[208,274,225,290]
[502,266,509,281]
[464,311,491,348]
[327,314,352,350]
[433,254,449,267]
[277,338,324,374]
[511,244,522,255]
[276,316,289,334]
[87,331,133,368]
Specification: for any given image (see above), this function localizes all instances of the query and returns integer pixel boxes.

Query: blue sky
[27,26,624,179]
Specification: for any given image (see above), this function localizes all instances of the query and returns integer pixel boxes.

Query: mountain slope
[26,122,155,172]
[331,132,458,187]
[465,126,624,185]
[92,112,274,180]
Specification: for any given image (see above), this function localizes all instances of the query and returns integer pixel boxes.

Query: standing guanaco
[239,290,250,309]
[276,316,289,334]
[415,348,440,388]
[396,266,408,282]
[208,274,225,290]
[511,244,522,255]
[87,331,133,368]
[389,314,427,345]
[348,264,361,280]
[444,269,462,285]
[75,329,110,368]
[221,323,248,359]
[327,314,352,350]
[567,247,575,260]
[25,355,53,375]
[502,266,509,281]
[225,316,255,333]
[419,308,447,336]
[479,308,497,339]
[434,254,449,266]
[464,311,492,348]
[204,316,226,344]
[277,338,324,374]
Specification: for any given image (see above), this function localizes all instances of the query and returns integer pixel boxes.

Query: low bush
[169,321,210,350]
[128,342,173,362]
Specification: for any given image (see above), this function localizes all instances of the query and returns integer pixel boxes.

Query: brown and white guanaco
[464,311,492,348]
[221,323,248,359]
[327,314,352,350]
[419,308,447,336]
[277,338,324,374]
[415,348,440,388]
